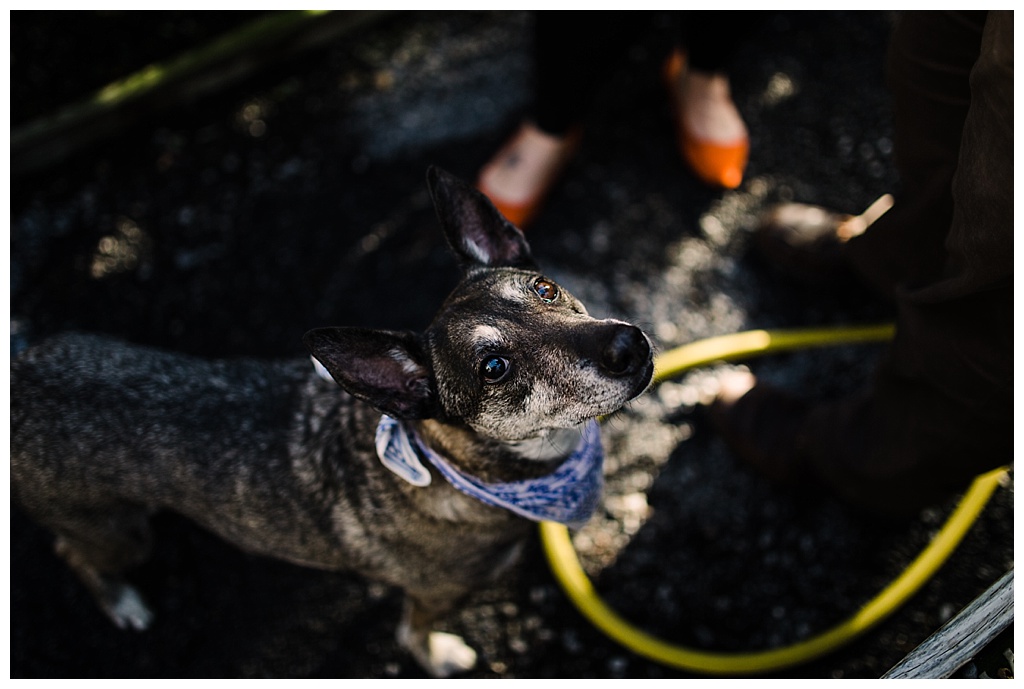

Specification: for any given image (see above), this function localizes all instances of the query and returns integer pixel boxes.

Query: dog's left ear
[303,327,438,420]
[426,166,536,270]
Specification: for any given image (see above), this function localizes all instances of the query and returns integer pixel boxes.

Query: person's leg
[808,10,1012,514]
[714,11,1013,516]
[750,11,988,296]
[844,10,988,299]
[478,12,646,227]
[532,12,643,137]
[667,12,760,188]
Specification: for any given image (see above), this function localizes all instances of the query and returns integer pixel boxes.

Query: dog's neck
[379,415,603,528]
[505,426,588,461]
[412,419,585,483]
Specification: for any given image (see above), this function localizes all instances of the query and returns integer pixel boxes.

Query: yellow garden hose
[540,324,1009,675]
[649,323,896,384]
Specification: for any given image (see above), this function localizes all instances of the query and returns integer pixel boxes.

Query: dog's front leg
[396,593,477,677]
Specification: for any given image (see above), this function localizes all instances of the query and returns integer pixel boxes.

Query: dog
[10,167,654,677]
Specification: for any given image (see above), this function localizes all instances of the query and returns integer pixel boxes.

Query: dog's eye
[480,356,510,383]
[534,278,558,303]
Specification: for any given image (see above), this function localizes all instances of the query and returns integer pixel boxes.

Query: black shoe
[705,372,812,487]
[754,195,893,287]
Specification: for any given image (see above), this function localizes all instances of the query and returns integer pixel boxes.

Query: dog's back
[11,333,343,563]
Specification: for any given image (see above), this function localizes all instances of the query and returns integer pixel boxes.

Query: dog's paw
[399,622,478,677]
[104,583,154,631]
[425,631,477,677]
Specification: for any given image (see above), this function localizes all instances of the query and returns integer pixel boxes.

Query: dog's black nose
[599,324,651,376]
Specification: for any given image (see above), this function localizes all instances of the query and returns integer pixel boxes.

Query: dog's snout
[599,324,651,376]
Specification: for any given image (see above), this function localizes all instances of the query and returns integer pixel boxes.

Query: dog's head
[304,167,653,443]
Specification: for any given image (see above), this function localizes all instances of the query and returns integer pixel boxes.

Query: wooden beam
[882,570,1013,678]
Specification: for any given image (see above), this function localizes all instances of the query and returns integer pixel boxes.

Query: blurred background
[9,10,1013,678]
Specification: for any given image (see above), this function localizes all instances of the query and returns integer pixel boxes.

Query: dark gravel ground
[9,11,1014,679]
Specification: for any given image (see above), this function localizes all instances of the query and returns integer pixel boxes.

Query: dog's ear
[426,166,536,270]
[303,327,437,420]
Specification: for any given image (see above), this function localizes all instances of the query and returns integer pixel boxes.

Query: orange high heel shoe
[664,48,749,190]
[476,124,581,229]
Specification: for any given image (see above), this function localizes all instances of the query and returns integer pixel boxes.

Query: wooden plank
[11,10,393,178]
[882,570,1013,678]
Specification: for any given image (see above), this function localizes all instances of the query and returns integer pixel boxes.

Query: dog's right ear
[303,327,438,420]
[426,166,536,271]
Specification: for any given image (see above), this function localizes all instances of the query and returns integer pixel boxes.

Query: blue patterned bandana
[375,415,604,529]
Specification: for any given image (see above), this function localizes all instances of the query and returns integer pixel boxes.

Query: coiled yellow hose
[540,324,1008,675]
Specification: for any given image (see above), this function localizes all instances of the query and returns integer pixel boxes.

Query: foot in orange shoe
[476,123,580,229]
[664,48,749,189]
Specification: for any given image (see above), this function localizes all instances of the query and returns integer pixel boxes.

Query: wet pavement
[10,11,1013,678]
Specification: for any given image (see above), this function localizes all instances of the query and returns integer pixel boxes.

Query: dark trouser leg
[532,12,651,136]
[801,11,1013,516]
[846,11,987,298]
[677,11,762,74]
